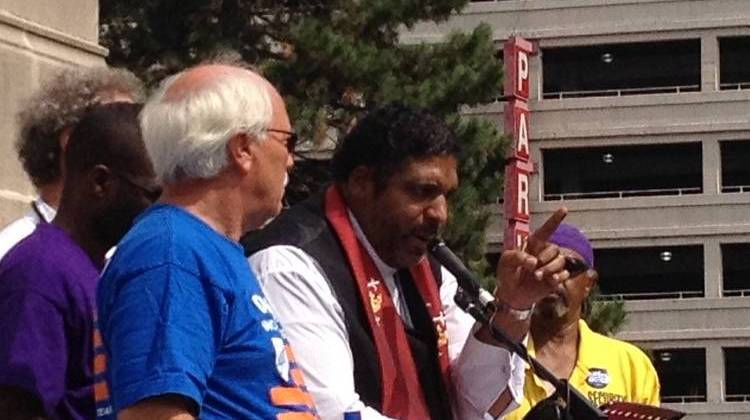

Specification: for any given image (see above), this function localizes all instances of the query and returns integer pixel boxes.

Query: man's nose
[286,151,294,170]
[425,195,449,226]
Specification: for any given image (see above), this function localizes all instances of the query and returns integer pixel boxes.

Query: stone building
[0,0,105,226]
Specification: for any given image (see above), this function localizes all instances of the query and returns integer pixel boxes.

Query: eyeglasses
[266,128,298,154]
[113,171,162,203]
[564,256,589,277]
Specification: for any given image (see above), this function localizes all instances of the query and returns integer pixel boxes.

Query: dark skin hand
[477,208,570,345]
[479,208,570,417]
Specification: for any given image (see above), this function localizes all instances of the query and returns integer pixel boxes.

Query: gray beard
[553,300,570,318]
[535,299,570,319]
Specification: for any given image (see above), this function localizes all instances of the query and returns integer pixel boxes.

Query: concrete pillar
[701,35,719,92]
[0,0,106,226]
[704,238,723,298]
[529,48,544,204]
[705,344,725,403]
[530,48,543,101]
[703,138,721,195]
[529,144,543,204]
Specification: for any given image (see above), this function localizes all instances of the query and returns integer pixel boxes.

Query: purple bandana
[549,223,594,268]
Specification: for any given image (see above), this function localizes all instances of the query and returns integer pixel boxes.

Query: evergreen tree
[584,285,628,336]
[101,0,507,275]
[102,0,629,335]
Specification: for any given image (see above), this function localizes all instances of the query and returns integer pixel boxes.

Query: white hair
[140,69,273,184]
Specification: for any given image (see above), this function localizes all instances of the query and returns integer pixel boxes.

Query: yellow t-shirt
[506,320,660,420]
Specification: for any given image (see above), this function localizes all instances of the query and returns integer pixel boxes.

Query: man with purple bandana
[0,104,159,420]
[506,223,661,420]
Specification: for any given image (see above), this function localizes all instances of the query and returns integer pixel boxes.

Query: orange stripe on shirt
[276,412,317,420]
[94,354,107,374]
[290,368,306,386]
[93,329,103,347]
[284,344,297,363]
[270,387,315,409]
[94,381,110,401]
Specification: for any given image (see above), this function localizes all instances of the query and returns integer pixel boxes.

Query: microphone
[428,240,496,308]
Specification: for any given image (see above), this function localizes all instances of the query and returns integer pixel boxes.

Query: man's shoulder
[2,224,87,268]
[0,211,37,239]
[106,206,189,274]
[243,193,329,256]
[0,211,38,261]
[250,245,322,277]
[581,321,654,367]
[126,204,183,234]
[119,204,220,251]
[0,226,96,301]
[108,205,244,283]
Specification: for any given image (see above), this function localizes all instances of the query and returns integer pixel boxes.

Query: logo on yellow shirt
[586,368,610,389]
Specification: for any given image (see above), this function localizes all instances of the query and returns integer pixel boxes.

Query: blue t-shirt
[0,223,98,420]
[96,205,317,419]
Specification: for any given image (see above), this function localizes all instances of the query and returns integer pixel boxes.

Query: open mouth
[410,233,439,252]
[412,227,438,243]
[413,234,432,243]
[541,294,559,303]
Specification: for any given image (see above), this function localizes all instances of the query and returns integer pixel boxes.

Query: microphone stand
[452,280,606,420]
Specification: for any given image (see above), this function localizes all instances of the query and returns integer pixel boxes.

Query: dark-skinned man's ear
[88,164,113,198]
[347,166,375,199]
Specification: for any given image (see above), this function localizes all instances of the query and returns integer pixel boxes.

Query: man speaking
[245,102,572,419]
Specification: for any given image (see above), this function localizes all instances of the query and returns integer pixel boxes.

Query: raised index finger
[527,207,567,254]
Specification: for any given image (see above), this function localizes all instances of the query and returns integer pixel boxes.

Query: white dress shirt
[0,198,56,262]
[248,212,525,420]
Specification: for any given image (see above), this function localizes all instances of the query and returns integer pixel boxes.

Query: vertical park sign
[502,36,535,251]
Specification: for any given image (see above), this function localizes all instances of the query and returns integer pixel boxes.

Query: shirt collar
[573,319,594,372]
[524,333,557,393]
[33,198,57,223]
[347,209,398,279]
[524,320,595,381]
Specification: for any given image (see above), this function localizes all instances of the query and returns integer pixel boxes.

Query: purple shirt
[0,223,98,420]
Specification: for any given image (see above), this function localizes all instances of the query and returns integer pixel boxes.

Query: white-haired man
[96,64,317,420]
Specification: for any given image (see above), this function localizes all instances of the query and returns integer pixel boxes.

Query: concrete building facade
[0,0,106,226]
[406,1,750,418]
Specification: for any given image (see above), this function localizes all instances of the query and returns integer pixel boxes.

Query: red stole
[324,185,451,419]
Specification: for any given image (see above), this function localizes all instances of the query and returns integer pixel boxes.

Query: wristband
[493,298,535,321]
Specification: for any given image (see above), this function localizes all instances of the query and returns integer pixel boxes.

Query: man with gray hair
[96,64,317,419]
[0,66,143,261]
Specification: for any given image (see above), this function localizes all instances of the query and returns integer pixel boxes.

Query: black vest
[242,193,452,420]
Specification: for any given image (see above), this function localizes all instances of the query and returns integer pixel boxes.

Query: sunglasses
[564,256,589,277]
[113,171,162,203]
[266,128,298,154]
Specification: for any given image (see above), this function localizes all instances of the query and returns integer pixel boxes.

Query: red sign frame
[502,36,536,250]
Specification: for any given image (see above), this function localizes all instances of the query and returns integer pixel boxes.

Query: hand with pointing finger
[475,208,569,345]
[472,209,571,416]
[495,208,569,311]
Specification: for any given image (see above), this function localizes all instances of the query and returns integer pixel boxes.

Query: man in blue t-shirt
[0,103,159,420]
[97,64,317,419]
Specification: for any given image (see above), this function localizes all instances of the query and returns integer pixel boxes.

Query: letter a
[517,112,529,157]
